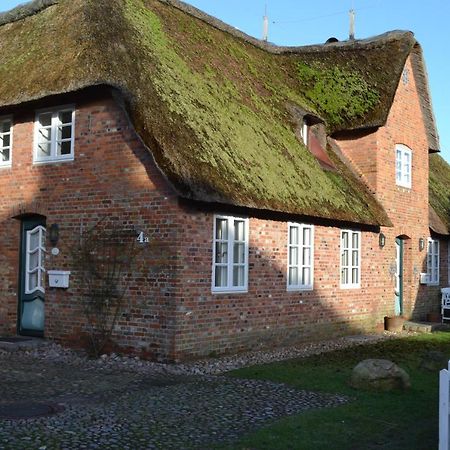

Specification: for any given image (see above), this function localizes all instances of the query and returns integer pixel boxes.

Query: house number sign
[136,231,149,244]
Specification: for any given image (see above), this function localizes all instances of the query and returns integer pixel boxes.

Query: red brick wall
[0,88,181,361]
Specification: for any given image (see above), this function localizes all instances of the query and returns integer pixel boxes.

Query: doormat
[0,402,64,420]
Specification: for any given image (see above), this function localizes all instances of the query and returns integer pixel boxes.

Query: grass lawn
[222,332,450,450]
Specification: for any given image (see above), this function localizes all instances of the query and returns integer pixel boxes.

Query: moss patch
[429,154,450,231]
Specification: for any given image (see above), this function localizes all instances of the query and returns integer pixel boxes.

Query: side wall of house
[336,55,444,321]
[0,89,181,360]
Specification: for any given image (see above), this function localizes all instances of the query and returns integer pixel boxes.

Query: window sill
[340,284,361,290]
[33,157,74,165]
[0,163,12,169]
[212,288,248,295]
[287,286,313,292]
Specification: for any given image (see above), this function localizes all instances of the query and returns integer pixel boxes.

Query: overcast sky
[2,0,448,161]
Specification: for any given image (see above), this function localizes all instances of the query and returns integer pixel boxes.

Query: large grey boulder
[350,359,411,391]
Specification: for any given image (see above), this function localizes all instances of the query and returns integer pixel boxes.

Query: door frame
[17,215,46,337]
[395,237,404,316]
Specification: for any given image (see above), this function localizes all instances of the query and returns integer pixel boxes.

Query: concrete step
[403,321,450,333]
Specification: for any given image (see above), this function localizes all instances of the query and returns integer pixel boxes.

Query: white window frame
[395,144,412,189]
[287,223,314,291]
[25,225,46,295]
[33,105,75,164]
[212,215,249,293]
[300,119,309,146]
[340,229,361,289]
[427,238,440,286]
[0,115,12,168]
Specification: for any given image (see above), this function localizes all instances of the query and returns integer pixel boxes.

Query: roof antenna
[349,8,355,40]
[262,2,269,42]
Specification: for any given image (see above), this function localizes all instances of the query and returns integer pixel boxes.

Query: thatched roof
[429,154,450,235]
[0,0,438,226]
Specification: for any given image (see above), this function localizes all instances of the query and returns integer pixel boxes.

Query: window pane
[38,127,51,143]
[289,226,299,245]
[302,267,310,286]
[289,267,298,286]
[58,140,72,156]
[58,125,72,140]
[59,111,72,124]
[215,242,227,263]
[1,134,10,148]
[233,243,245,264]
[215,219,228,240]
[38,142,51,158]
[29,251,39,270]
[233,266,245,287]
[215,266,227,287]
[28,272,38,292]
[341,268,348,284]
[289,247,298,266]
[234,220,245,241]
[303,227,311,245]
[352,268,359,283]
[303,247,310,266]
[0,148,10,162]
[39,113,52,127]
[342,249,348,267]
[342,232,348,248]
[352,232,359,249]
[0,120,11,134]
[29,231,40,251]
[352,250,358,266]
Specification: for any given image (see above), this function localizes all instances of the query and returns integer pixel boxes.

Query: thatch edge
[0,0,58,26]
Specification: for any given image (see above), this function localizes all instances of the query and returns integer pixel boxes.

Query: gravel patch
[0,332,407,449]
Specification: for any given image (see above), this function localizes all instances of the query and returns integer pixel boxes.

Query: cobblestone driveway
[0,350,347,449]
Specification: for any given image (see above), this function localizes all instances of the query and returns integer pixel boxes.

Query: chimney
[262,4,269,41]
[349,9,355,40]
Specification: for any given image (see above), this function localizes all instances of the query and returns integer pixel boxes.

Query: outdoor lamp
[379,232,386,248]
[419,237,425,252]
[49,224,60,246]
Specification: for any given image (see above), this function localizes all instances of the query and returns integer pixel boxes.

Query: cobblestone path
[0,353,347,449]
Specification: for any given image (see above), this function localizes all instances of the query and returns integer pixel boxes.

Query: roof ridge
[0,0,58,27]
[159,0,415,54]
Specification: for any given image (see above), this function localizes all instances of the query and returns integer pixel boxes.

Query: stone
[420,350,448,372]
[350,359,410,391]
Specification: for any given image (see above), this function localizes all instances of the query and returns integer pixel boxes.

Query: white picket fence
[440,362,450,449]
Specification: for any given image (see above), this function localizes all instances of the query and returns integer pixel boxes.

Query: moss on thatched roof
[1,0,435,225]
[429,154,450,235]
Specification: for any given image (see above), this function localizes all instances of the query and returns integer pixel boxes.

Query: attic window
[0,116,12,167]
[34,105,75,164]
[402,67,409,85]
[300,119,309,146]
[395,144,412,188]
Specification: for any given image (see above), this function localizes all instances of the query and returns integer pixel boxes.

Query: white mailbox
[48,270,71,288]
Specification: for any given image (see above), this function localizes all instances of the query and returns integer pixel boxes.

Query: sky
[1,0,449,161]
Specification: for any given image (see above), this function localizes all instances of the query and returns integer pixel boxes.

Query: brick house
[0,0,449,361]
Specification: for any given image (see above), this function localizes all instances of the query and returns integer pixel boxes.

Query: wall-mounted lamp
[49,224,60,247]
[379,232,386,248]
[419,237,425,252]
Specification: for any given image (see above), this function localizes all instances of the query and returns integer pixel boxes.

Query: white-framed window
[340,230,361,288]
[25,226,46,294]
[395,144,412,188]
[212,215,249,293]
[287,223,314,290]
[34,105,75,163]
[300,118,309,146]
[427,238,439,286]
[0,116,12,167]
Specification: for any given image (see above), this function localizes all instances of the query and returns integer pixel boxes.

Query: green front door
[394,237,404,316]
[18,216,46,336]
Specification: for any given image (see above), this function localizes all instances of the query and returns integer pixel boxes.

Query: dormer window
[300,119,309,146]
[395,144,412,188]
